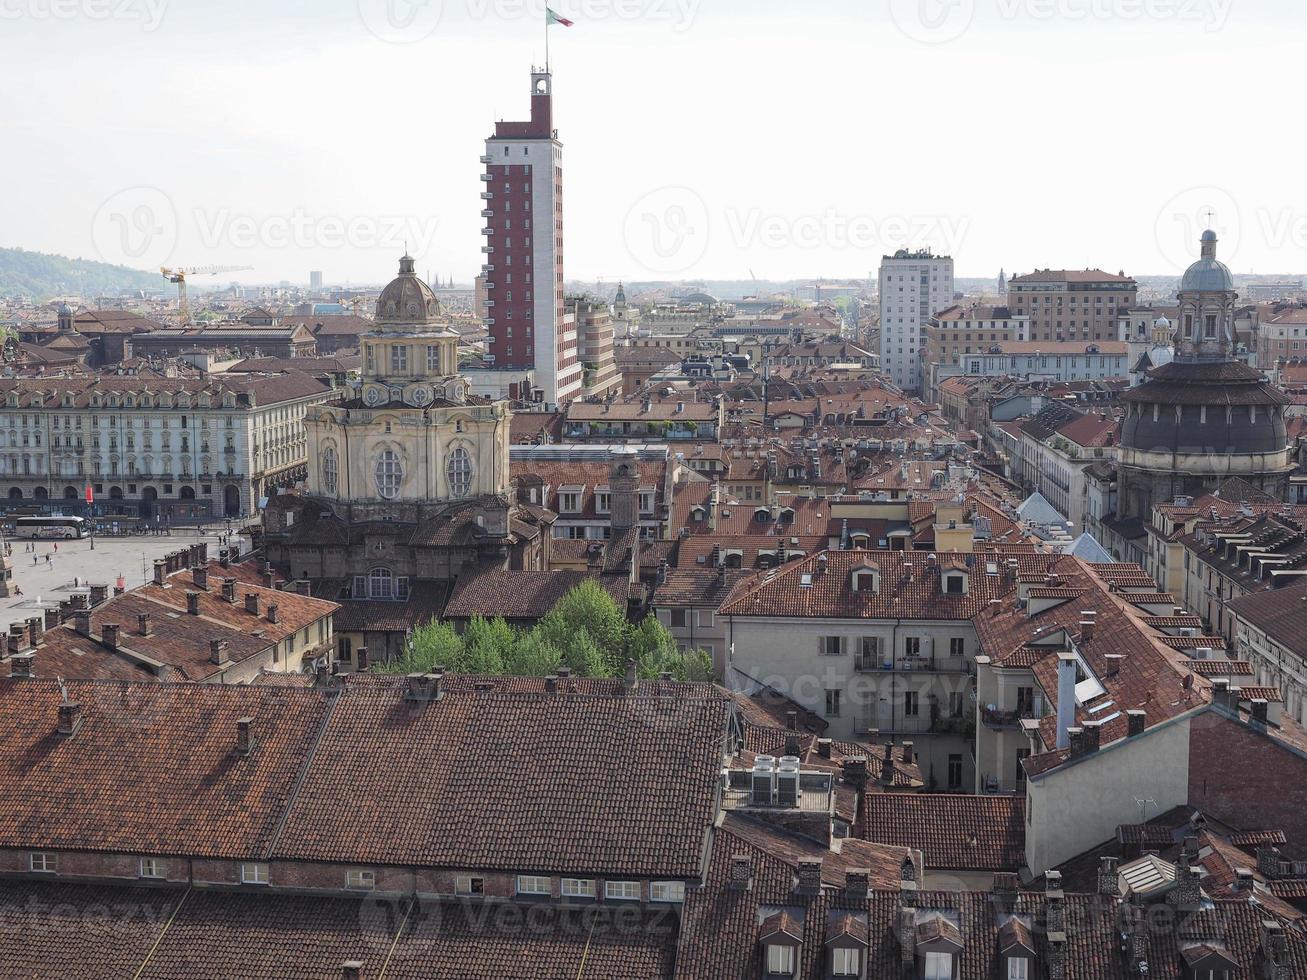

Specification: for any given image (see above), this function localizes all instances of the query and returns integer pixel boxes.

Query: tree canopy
[377,579,714,682]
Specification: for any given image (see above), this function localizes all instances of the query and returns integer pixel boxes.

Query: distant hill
[0,247,162,302]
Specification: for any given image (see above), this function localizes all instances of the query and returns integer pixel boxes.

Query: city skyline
[5,1,1307,285]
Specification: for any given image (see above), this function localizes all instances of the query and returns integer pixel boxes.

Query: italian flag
[546,7,574,26]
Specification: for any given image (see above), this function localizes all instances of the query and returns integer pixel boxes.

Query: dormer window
[1007,958,1029,980]
[924,952,954,980]
[832,947,861,976]
[851,566,879,593]
[767,945,796,975]
[944,573,967,595]
[559,486,583,514]
[759,909,803,978]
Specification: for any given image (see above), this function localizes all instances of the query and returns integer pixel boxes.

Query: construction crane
[160,265,253,322]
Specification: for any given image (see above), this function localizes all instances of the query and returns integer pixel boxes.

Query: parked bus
[13,515,90,539]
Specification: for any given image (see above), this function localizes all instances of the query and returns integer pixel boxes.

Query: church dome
[376,255,441,324]
[1179,230,1234,294]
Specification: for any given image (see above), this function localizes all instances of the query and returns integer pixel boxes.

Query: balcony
[482,265,495,274]
[480,209,493,219]
[480,191,492,201]
[854,654,969,673]
[481,245,493,254]
[481,227,494,236]
[980,705,1036,731]
[479,173,492,182]
[479,154,492,164]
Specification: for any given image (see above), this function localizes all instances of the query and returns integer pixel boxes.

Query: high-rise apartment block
[877,248,953,392]
[479,69,582,409]
[1007,269,1136,342]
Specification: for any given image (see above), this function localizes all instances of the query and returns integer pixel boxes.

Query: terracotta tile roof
[652,567,752,607]
[442,567,631,621]
[1186,660,1254,677]
[272,683,731,877]
[862,794,1025,871]
[1227,577,1307,653]
[0,679,329,858]
[674,534,826,569]
[720,549,1045,620]
[330,581,450,632]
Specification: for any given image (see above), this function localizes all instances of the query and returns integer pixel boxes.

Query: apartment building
[0,373,331,519]
[922,304,1029,398]
[877,249,953,393]
[1008,269,1137,342]
[1017,406,1119,532]
[948,340,1128,383]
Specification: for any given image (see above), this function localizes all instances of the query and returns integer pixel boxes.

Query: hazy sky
[3,0,1305,286]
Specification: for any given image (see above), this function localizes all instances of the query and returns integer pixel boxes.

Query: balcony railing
[981,705,1037,731]
[854,654,969,673]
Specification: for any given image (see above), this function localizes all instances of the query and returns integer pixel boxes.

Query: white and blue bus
[14,515,90,539]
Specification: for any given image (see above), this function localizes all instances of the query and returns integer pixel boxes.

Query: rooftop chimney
[544,674,558,694]
[57,700,83,737]
[89,584,108,606]
[138,613,151,636]
[1126,709,1145,737]
[1251,698,1269,725]
[842,756,868,790]
[816,737,832,759]
[1097,856,1119,896]
[186,592,200,616]
[785,709,798,730]
[267,604,280,624]
[341,963,362,980]
[10,652,33,678]
[784,732,800,757]
[845,869,870,899]
[210,639,229,666]
[26,616,42,647]
[235,716,255,757]
[796,858,822,895]
[222,578,237,604]
[43,608,60,631]
[263,571,275,589]
[404,672,443,702]
[244,593,260,617]
[900,741,914,767]
[1082,719,1102,754]
[153,561,165,585]
[1257,844,1281,879]
[728,853,752,891]
[1056,652,1077,750]
[1078,618,1094,641]
[73,611,91,637]
[192,566,209,590]
[101,623,120,650]
[623,658,637,693]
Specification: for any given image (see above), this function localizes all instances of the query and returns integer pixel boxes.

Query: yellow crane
[160,265,253,322]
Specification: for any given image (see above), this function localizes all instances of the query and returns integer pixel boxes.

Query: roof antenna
[56,675,69,704]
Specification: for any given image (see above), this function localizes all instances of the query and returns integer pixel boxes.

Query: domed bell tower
[1175,230,1236,362]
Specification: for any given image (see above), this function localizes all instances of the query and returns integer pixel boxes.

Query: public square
[0,530,252,626]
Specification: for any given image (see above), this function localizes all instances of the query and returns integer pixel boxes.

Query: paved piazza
[0,530,253,625]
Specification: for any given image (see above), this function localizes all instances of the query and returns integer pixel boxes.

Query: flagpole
[545,9,550,72]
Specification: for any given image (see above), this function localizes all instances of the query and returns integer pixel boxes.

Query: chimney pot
[1126,709,1145,737]
[842,756,867,790]
[210,639,229,666]
[728,853,752,890]
[138,613,151,636]
[57,700,83,736]
[89,584,108,606]
[900,741,914,766]
[152,561,165,586]
[267,603,279,624]
[186,592,200,616]
[235,716,254,756]
[816,737,832,759]
[796,858,822,894]
[262,571,275,589]
[9,652,33,678]
[222,578,237,603]
[244,593,260,616]
[101,623,120,650]
[73,611,91,637]
[544,673,558,693]
[192,566,209,590]
[26,617,42,647]
[1067,726,1086,758]
[1097,856,1120,896]
[623,658,637,691]
[844,868,870,898]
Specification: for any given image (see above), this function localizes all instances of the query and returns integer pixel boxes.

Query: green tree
[547,580,628,675]
[504,629,563,676]
[461,615,514,674]
[382,619,463,674]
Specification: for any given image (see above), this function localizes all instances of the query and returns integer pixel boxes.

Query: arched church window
[375,449,402,499]
[446,446,472,497]
[322,446,338,494]
[368,567,393,600]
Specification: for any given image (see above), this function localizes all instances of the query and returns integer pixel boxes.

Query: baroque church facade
[262,257,553,658]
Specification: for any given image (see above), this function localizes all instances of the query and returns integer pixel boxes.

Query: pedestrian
[31,555,36,566]
[52,541,57,552]
[45,554,51,565]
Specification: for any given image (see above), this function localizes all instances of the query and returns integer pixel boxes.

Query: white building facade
[878,249,953,393]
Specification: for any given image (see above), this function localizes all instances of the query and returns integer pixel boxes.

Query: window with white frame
[374,449,403,499]
[446,446,472,497]
[455,876,485,895]
[241,862,269,885]
[559,488,582,513]
[321,446,338,494]
[345,869,376,890]
[595,489,611,514]
[1007,957,1029,980]
[924,950,953,979]
[29,852,56,873]
[516,875,551,895]
[649,881,685,903]
[427,345,441,373]
[561,878,596,898]
[638,490,655,513]
[604,880,640,900]
[390,345,408,373]
[766,944,795,974]
[139,857,166,879]
[832,947,861,976]
[368,567,394,600]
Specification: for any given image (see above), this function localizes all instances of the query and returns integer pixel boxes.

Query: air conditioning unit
[776,756,801,806]
[751,755,776,805]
